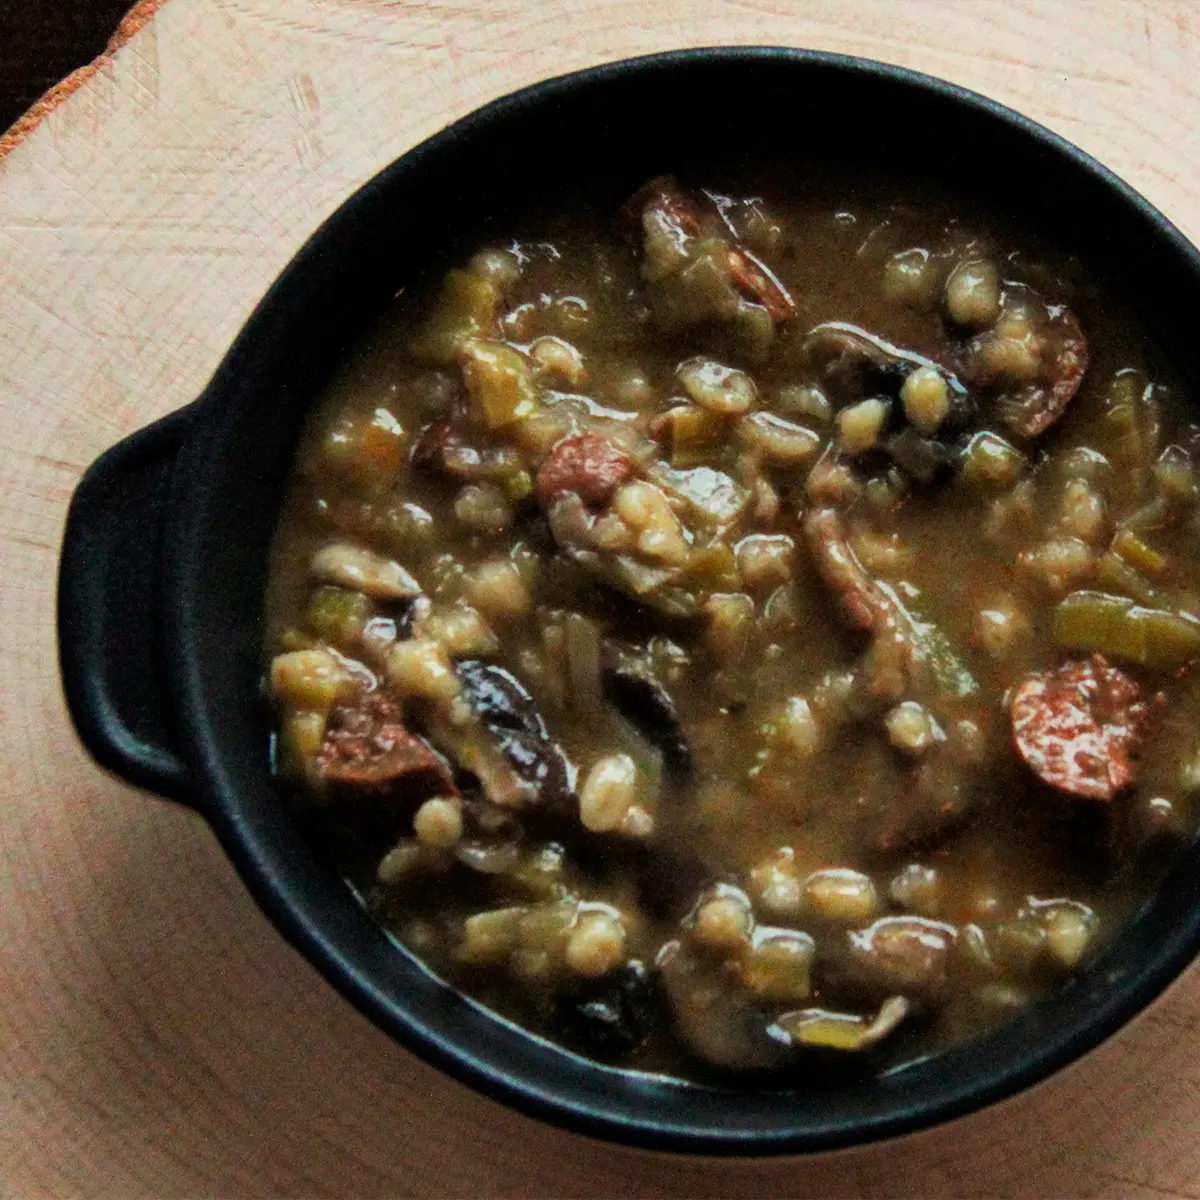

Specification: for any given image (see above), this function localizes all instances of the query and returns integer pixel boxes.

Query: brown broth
[264,166,1200,1079]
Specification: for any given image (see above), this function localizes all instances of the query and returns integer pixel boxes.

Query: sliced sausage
[1011,654,1149,801]
[624,177,795,322]
[319,694,457,812]
[962,299,1089,440]
[536,433,635,508]
[621,175,704,244]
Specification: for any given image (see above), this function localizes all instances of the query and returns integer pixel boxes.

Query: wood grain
[0,0,140,139]
[3,1,1200,1196]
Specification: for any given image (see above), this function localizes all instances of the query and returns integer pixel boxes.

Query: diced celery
[684,541,739,590]
[408,269,500,364]
[306,585,372,647]
[881,582,977,699]
[1054,590,1200,669]
[661,405,725,467]
[741,933,814,1001]
[1053,591,1144,662]
[1137,607,1200,669]
[502,468,534,503]
[1094,553,1161,606]
[781,996,910,1052]
[1112,528,1167,576]
[1154,445,1198,502]
[461,340,540,429]
[649,464,749,526]
[276,709,326,780]
[270,648,356,711]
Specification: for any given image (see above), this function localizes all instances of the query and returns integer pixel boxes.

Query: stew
[264,168,1200,1078]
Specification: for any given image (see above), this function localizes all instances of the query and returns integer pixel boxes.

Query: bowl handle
[58,404,200,809]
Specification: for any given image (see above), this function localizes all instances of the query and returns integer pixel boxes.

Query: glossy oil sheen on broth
[265,167,1200,1077]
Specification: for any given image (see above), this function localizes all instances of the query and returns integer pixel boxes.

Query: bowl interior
[162,48,1200,1153]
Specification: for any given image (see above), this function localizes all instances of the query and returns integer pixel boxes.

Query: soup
[264,169,1200,1077]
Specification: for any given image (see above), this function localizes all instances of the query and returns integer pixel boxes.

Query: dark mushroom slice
[555,959,660,1058]
[624,839,714,922]
[883,426,962,486]
[868,744,977,859]
[802,322,969,411]
[803,507,891,636]
[600,654,692,775]
[455,659,574,807]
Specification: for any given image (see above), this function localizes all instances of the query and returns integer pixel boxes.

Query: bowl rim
[158,44,1200,1155]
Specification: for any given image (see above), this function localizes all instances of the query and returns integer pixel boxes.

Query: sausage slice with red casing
[1011,654,1150,801]
[536,433,635,507]
[320,694,457,812]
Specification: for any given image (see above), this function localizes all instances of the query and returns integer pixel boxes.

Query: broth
[264,167,1200,1078]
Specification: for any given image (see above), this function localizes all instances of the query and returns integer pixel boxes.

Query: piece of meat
[1011,655,1150,801]
[536,433,635,507]
[726,247,797,323]
[623,176,796,323]
[803,507,888,634]
[411,418,522,482]
[871,753,972,858]
[960,298,1089,440]
[1000,307,1089,439]
[410,418,459,472]
[621,175,704,243]
[319,694,457,811]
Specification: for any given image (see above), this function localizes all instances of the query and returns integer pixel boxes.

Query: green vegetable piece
[1153,445,1198,501]
[462,340,540,429]
[1054,590,1200,669]
[503,468,534,502]
[1094,553,1161,607]
[408,269,500,364]
[741,932,815,1002]
[918,622,980,699]
[1137,607,1200,669]
[881,582,978,699]
[305,585,373,648]
[1053,591,1141,660]
[781,995,910,1052]
[1112,529,1167,576]
[661,405,725,468]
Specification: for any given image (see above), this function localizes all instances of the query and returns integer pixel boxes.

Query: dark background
[0,1,137,133]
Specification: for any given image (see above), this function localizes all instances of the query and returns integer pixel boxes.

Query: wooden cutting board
[5,2,1200,1195]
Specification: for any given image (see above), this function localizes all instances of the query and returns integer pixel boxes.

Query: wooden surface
[0,0,136,134]
[5,1,1200,1196]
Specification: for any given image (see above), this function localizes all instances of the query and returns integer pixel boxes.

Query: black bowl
[57,47,1200,1154]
